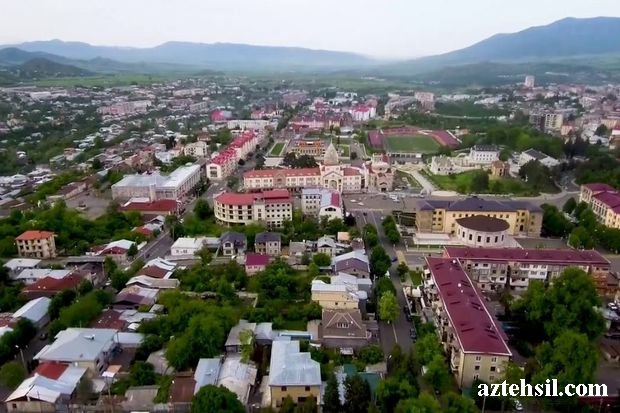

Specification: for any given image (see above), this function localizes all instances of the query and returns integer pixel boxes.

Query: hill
[2,39,376,70]
[14,58,93,78]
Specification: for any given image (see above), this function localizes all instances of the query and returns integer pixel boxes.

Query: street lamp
[14,345,26,369]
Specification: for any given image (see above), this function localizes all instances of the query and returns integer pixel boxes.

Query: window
[491,357,497,363]
[281,386,287,391]
[490,366,496,372]
[477,235,482,242]
[305,386,311,391]
[475,356,482,361]
[473,374,480,380]
[474,365,480,371]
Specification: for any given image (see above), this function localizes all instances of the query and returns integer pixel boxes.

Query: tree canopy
[191,385,245,413]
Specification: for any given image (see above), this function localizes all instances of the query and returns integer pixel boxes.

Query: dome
[455,215,510,232]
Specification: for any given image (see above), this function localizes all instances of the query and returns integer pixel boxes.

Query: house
[255,232,281,256]
[268,339,321,409]
[34,328,120,375]
[126,276,180,290]
[220,232,247,257]
[136,257,178,279]
[22,273,83,300]
[518,148,559,168]
[225,320,257,353]
[5,363,88,413]
[332,251,370,279]
[311,279,366,310]
[170,237,206,257]
[15,268,71,285]
[316,236,341,257]
[319,309,371,349]
[245,253,271,275]
[114,286,159,309]
[4,258,41,278]
[490,160,509,177]
[15,230,57,259]
[193,356,258,407]
[90,239,141,262]
[12,297,51,328]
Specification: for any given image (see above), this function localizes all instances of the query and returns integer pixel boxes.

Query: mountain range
[1,17,620,82]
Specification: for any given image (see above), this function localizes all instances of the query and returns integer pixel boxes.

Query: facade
[332,251,371,279]
[490,160,509,177]
[255,232,281,256]
[220,232,247,257]
[469,145,500,165]
[443,246,610,293]
[288,139,326,157]
[226,119,270,130]
[112,165,202,202]
[524,75,535,88]
[311,280,361,310]
[423,257,511,388]
[244,168,322,192]
[183,141,208,158]
[170,237,206,256]
[350,104,376,121]
[579,183,620,229]
[429,156,455,175]
[321,144,364,192]
[414,197,542,237]
[319,309,371,349]
[301,188,343,221]
[367,153,394,192]
[207,131,259,180]
[213,190,293,228]
[16,230,57,259]
[268,340,321,409]
[245,253,271,275]
[455,216,510,248]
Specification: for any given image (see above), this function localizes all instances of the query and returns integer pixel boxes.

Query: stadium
[368,127,460,159]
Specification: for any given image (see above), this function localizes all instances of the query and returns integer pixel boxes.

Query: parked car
[410,328,417,339]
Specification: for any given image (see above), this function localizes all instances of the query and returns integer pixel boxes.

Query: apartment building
[579,183,620,229]
[423,257,511,388]
[301,188,343,221]
[414,197,542,237]
[111,165,202,202]
[443,246,610,293]
[288,139,326,157]
[207,131,259,180]
[16,230,57,259]
[213,190,293,228]
[183,141,208,158]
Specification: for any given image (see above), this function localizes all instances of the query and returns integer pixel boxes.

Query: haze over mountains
[1,17,620,77]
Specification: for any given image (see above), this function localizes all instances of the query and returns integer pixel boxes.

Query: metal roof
[268,340,321,387]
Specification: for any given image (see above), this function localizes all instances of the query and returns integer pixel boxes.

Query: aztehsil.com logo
[478,379,608,398]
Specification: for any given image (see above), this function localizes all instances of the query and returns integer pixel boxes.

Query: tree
[470,170,489,193]
[127,243,138,258]
[397,262,409,279]
[443,392,478,413]
[323,372,342,413]
[415,333,442,366]
[191,385,245,413]
[595,124,609,136]
[0,361,26,389]
[370,245,391,278]
[541,204,573,237]
[194,198,212,220]
[313,252,331,267]
[358,345,384,364]
[562,197,577,214]
[395,392,441,413]
[129,361,157,386]
[378,291,399,324]
[344,374,371,413]
[279,396,296,413]
[518,160,557,193]
[308,262,319,277]
[239,329,254,363]
[294,395,317,413]
[376,377,418,413]
[568,226,594,249]
[423,354,450,392]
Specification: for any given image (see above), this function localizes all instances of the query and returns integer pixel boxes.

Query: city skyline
[2,0,620,58]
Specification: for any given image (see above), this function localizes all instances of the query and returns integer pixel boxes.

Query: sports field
[385,135,441,153]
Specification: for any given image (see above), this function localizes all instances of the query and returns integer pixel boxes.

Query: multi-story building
[97,100,151,117]
[413,197,542,237]
[423,257,511,388]
[213,190,293,228]
[443,246,610,293]
[301,188,343,221]
[579,183,620,229]
[518,148,559,168]
[16,230,57,259]
[469,145,499,165]
[254,232,281,256]
[111,165,202,202]
[288,139,326,157]
[367,153,394,192]
[311,279,362,310]
[524,75,535,88]
[183,141,209,158]
[350,104,376,121]
[226,119,270,130]
[206,131,259,180]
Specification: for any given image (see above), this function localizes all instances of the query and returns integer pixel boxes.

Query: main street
[354,209,414,355]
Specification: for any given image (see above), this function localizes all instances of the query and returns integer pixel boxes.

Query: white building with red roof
[15,230,57,259]
[207,131,259,180]
[423,257,511,388]
[301,188,343,221]
[579,183,620,229]
[350,104,376,122]
[213,189,293,228]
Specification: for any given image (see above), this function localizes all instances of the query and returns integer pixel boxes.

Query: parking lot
[66,192,111,219]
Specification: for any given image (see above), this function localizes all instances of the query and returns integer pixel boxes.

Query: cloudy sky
[2,0,619,58]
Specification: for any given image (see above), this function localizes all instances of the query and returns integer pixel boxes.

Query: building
[544,113,564,131]
[226,119,270,130]
[214,190,293,228]
[429,156,456,175]
[301,188,343,221]
[443,246,610,293]
[524,75,535,88]
[518,149,560,168]
[350,104,376,121]
[12,297,51,328]
[255,232,281,256]
[120,198,181,217]
[579,183,620,229]
[207,131,259,180]
[321,144,364,192]
[170,237,206,256]
[423,257,511,388]
[332,251,370,279]
[490,160,509,177]
[220,232,247,257]
[311,280,362,310]
[5,363,88,413]
[245,253,271,275]
[366,153,394,192]
[319,309,371,349]
[183,141,208,158]
[268,339,321,409]
[111,165,202,202]
[34,328,120,375]
[414,197,542,237]
[454,216,510,248]
[469,145,499,165]
[288,139,326,157]
[15,230,57,259]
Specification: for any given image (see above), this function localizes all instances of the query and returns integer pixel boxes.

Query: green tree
[75,376,94,404]
[280,396,296,413]
[129,361,157,386]
[239,329,254,363]
[378,291,399,324]
[470,170,489,193]
[0,361,26,389]
[358,345,384,364]
[294,395,317,413]
[344,374,371,413]
[313,252,331,267]
[423,354,450,392]
[396,262,409,279]
[370,245,391,278]
[568,226,594,249]
[127,243,138,258]
[194,198,213,220]
[415,333,442,366]
[443,392,478,413]
[323,372,341,413]
[308,262,319,278]
[191,385,245,413]
[376,377,418,413]
[562,198,577,214]
[395,392,441,413]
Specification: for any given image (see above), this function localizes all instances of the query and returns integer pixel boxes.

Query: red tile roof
[244,167,320,178]
[593,191,620,209]
[214,190,291,206]
[120,199,179,213]
[583,183,615,192]
[35,362,68,380]
[16,230,54,241]
[426,257,511,356]
[90,309,126,330]
[23,273,82,295]
[444,246,610,266]
[343,167,361,176]
[245,253,271,267]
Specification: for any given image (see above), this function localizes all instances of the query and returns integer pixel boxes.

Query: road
[136,231,174,261]
[353,209,414,355]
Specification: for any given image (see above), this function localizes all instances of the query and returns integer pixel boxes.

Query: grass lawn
[410,271,423,287]
[425,170,539,196]
[337,144,350,157]
[270,142,285,156]
[385,135,441,153]
[32,73,184,87]
[395,170,421,188]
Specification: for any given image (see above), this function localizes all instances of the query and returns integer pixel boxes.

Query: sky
[1,0,620,59]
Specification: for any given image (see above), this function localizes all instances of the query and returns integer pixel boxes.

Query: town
[0,23,620,413]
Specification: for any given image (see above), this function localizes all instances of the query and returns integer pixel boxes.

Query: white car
[350,199,357,203]
[358,202,364,206]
